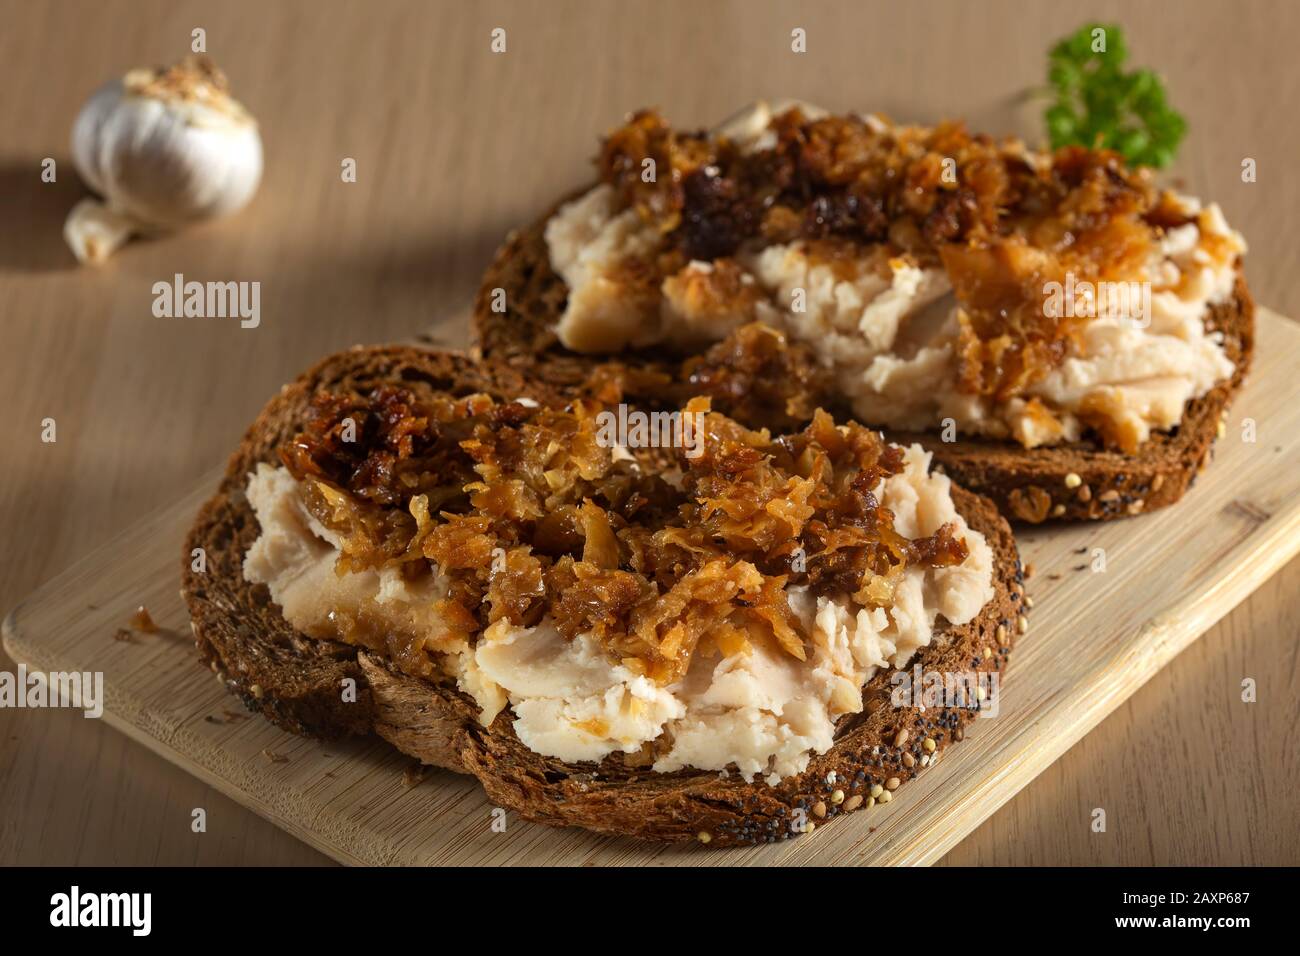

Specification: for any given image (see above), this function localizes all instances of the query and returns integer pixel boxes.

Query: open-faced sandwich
[474,101,1253,523]
[183,345,1020,845]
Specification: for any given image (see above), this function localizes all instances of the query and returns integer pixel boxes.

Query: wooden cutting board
[6,309,1300,867]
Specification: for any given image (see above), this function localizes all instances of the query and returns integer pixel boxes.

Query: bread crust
[183,344,1022,845]
[472,200,1256,523]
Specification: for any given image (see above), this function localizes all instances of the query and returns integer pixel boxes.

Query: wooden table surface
[1,0,1296,866]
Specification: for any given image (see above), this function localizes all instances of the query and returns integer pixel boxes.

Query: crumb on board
[129,605,158,633]
[402,763,429,789]
[261,749,289,764]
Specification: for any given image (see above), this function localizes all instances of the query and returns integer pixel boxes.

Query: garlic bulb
[65,56,262,264]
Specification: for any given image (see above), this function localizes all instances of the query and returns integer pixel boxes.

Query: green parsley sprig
[1045,23,1186,168]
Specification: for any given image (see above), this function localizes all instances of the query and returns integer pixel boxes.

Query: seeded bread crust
[471,201,1255,523]
[183,345,1022,846]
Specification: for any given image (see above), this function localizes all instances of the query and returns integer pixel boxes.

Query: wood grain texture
[6,311,1298,866]
[1,0,1297,865]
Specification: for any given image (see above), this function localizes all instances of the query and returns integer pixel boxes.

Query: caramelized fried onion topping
[598,108,1180,401]
[281,387,968,683]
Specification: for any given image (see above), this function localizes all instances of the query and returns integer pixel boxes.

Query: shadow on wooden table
[0,156,87,275]
[239,211,527,351]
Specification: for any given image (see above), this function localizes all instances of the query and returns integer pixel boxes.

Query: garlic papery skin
[66,56,262,264]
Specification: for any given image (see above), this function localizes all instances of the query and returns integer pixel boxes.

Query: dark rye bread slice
[362,484,1020,846]
[472,199,1256,523]
[182,344,1023,846]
